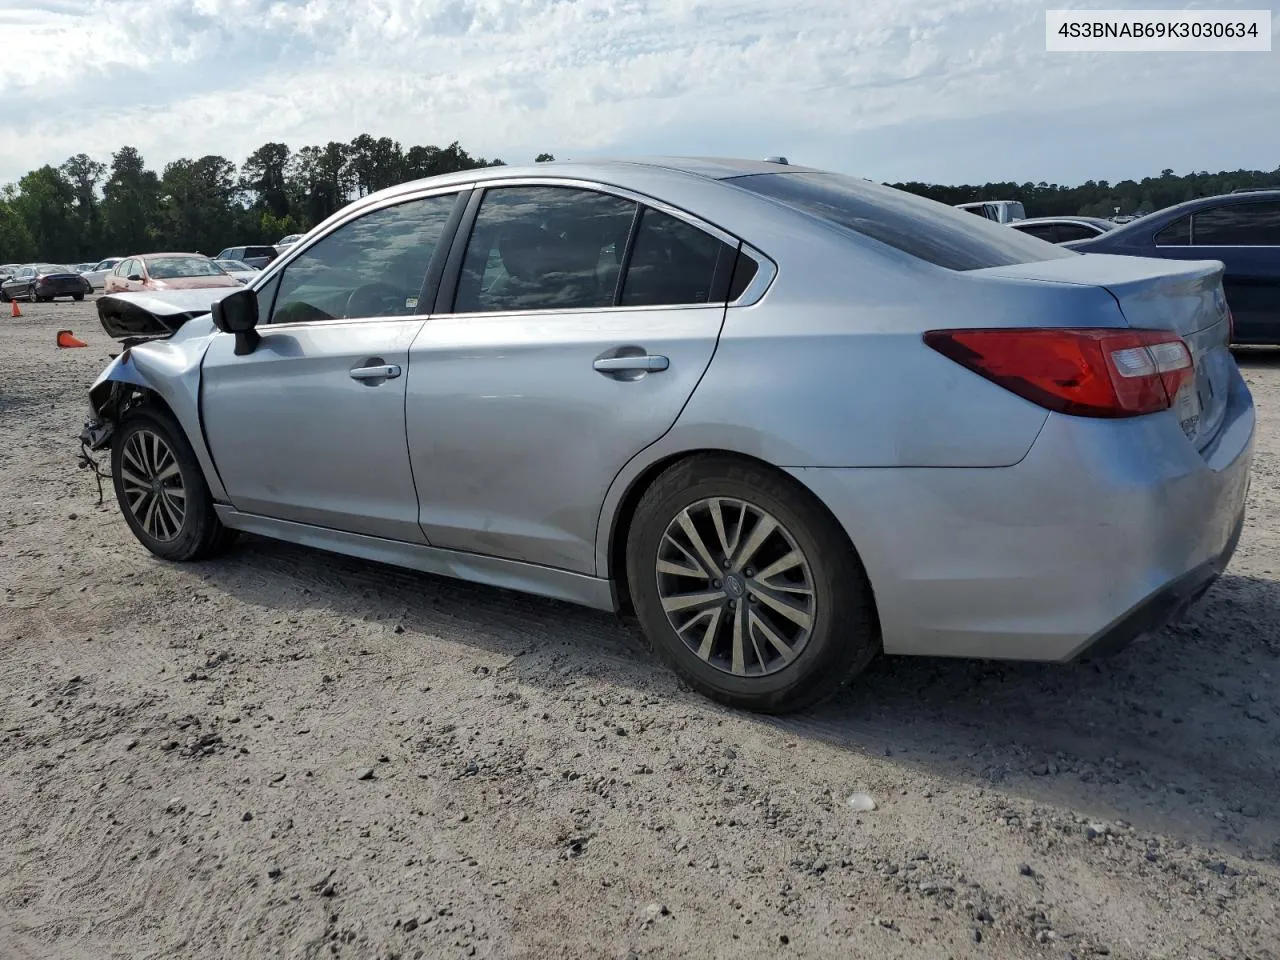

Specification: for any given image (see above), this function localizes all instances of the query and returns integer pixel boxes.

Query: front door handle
[350,363,401,382]
[593,355,669,373]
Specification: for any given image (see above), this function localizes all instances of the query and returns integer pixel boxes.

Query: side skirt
[214,507,619,612]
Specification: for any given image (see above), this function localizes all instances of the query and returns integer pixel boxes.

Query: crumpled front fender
[82,330,228,502]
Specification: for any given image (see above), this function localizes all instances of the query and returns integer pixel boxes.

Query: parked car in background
[276,233,305,248]
[104,254,243,294]
[955,200,1026,223]
[82,256,125,290]
[214,245,280,270]
[1,263,92,302]
[1009,216,1116,244]
[214,259,261,283]
[0,264,20,284]
[80,158,1253,714]
[1068,190,1280,344]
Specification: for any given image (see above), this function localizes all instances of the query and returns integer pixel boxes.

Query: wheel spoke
[709,499,741,560]
[120,467,149,492]
[156,460,181,482]
[657,555,704,579]
[661,590,724,615]
[158,492,183,535]
[122,441,146,475]
[694,606,723,661]
[752,550,804,584]
[750,610,797,665]
[142,495,161,537]
[163,485,186,501]
[676,509,721,577]
[730,603,747,676]
[752,582,813,630]
[127,489,151,515]
[732,514,776,570]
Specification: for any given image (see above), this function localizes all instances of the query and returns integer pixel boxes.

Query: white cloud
[1,0,1277,185]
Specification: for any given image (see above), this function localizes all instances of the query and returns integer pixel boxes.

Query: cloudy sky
[2,0,1277,187]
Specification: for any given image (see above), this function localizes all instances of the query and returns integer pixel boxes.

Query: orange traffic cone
[57,330,87,348]
[10,299,20,318]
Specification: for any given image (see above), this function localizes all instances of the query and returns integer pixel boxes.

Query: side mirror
[127,274,142,282]
[211,288,261,355]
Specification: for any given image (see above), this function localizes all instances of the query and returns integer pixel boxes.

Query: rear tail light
[924,328,1194,418]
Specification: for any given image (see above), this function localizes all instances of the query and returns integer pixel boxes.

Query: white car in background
[81,257,125,290]
[214,259,261,284]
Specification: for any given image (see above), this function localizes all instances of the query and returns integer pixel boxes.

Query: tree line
[1,133,1277,263]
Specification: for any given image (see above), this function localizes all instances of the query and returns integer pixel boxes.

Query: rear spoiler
[97,289,237,340]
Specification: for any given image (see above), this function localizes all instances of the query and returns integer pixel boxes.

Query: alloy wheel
[119,429,187,542]
[655,497,816,677]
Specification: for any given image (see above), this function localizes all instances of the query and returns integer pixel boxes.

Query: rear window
[727,172,1073,271]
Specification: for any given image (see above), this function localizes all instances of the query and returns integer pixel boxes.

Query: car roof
[140,252,210,259]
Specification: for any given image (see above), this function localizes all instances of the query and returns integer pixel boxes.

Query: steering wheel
[344,282,409,318]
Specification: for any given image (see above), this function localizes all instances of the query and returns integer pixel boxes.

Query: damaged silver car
[82,158,1253,713]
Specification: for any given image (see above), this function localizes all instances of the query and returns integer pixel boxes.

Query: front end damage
[78,289,232,501]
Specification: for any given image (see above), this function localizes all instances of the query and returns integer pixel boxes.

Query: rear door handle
[592,355,669,373]
[350,363,401,381]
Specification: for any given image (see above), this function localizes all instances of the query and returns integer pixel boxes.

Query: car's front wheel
[626,455,880,714]
[72,293,84,301]
[111,406,237,561]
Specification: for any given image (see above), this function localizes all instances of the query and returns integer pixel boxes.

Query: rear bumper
[788,365,1255,662]
[1070,503,1243,660]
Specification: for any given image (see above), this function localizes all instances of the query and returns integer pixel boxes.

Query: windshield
[145,256,227,279]
[217,260,255,271]
[37,263,75,273]
[728,172,1073,271]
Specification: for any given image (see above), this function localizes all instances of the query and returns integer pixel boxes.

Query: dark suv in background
[214,245,281,270]
[1068,190,1280,345]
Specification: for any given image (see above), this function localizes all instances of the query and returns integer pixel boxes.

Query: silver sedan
[82,158,1254,713]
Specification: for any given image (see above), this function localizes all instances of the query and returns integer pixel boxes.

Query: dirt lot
[1,299,1277,960]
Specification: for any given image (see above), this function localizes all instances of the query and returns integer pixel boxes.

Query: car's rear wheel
[626,455,880,714]
[72,293,84,301]
[111,406,238,562]
[28,285,39,302]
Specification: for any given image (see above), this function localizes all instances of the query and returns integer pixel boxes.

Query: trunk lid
[977,253,1233,451]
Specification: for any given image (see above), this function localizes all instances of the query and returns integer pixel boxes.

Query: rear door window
[452,186,637,313]
[619,207,736,307]
[728,172,1072,270]
[1192,201,1280,245]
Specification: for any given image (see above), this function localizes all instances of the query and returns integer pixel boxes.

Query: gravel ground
[1,299,1278,960]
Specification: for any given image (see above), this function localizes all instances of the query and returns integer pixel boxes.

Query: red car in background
[104,253,242,294]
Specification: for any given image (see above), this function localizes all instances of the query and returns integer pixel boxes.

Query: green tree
[100,146,161,254]
[241,142,292,218]
[159,155,239,254]
[11,166,78,260]
[535,153,555,162]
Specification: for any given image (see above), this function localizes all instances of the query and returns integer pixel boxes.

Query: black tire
[72,293,84,301]
[626,455,880,714]
[0,288,9,303]
[28,285,39,302]
[111,405,238,561]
